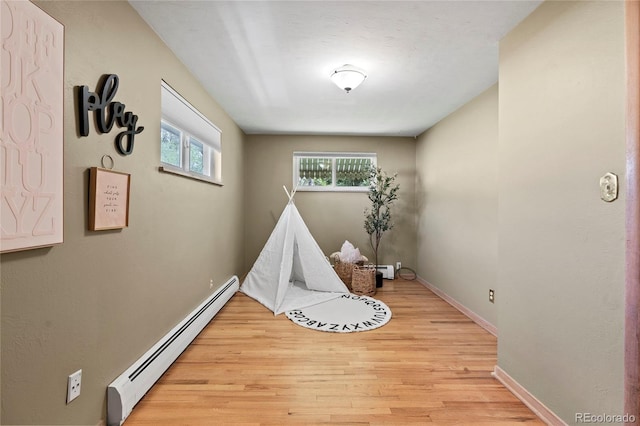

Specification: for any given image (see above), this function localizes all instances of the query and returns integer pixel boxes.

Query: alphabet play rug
[285,293,392,333]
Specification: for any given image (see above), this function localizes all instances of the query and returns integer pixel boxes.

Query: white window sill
[159,164,223,186]
[296,186,369,193]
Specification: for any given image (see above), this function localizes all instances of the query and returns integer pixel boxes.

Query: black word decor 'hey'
[78,74,144,155]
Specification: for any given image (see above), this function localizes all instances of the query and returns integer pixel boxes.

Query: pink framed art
[1,0,65,252]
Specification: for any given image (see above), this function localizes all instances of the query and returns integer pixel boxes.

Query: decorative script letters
[78,74,144,155]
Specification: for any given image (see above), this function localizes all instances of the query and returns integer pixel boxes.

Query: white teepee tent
[240,187,349,315]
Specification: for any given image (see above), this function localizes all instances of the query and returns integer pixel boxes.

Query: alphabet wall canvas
[1,1,64,253]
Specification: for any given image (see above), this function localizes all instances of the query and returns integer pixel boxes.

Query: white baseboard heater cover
[107,275,239,426]
[376,265,395,279]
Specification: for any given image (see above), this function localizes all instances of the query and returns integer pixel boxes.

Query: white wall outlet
[209,279,214,289]
[67,369,82,404]
[396,261,401,271]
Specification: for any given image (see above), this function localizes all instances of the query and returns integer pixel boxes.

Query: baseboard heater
[376,265,395,279]
[107,275,239,426]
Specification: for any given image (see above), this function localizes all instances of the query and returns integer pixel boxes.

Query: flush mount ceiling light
[330,64,367,93]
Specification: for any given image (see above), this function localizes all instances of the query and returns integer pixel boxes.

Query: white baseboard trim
[493,365,567,426]
[414,276,563,424]
[416,276,497,336]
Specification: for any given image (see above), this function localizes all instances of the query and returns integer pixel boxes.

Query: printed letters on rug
[285,293,392,333]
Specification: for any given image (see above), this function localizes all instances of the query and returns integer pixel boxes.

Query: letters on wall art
[1,0,65,253]
[78,74,144,156]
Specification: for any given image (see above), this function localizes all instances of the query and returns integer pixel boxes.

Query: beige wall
[415,84,498,326]
[1,1,629,425]
[244,135,416,272]
[498,1,625,423]
[0,2,245,424]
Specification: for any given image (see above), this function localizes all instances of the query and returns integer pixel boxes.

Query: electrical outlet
[396,261,401,271]
[67,369,82,404]
[209,279,214,289]
[489,289,495,303]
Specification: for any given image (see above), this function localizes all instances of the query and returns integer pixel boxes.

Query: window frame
[160,81,222,186]
[293,152,377,192]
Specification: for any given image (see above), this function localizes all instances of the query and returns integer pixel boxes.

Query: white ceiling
[130,1,541,137]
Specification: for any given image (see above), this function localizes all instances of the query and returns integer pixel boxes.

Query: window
[160,122,181,167]
[160,81,222,185]
[188,137,204,174]
[293,152,376,192]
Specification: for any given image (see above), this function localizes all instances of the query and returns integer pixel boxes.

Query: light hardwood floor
[125,278,544,425]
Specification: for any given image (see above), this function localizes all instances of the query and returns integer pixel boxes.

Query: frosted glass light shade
[330,64,367,93]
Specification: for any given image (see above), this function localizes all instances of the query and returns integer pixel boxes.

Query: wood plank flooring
[125,278,544,425]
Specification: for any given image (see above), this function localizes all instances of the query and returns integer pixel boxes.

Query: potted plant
[364,166,400,288]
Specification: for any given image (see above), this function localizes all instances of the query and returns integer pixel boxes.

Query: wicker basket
[334,259,354,290]
[351,264,376,296]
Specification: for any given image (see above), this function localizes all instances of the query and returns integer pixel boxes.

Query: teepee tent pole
[283,185,291,200]
[283,185,299,203]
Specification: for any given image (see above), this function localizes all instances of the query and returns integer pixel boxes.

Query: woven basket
[352,264,376,296]
[334,259,354,290]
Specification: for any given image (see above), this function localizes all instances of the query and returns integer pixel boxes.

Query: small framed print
[89,167,130,231]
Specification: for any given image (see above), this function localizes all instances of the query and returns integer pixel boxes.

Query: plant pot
[375,271,383,288]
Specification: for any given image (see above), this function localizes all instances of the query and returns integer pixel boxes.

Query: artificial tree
[364,166,400,281]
